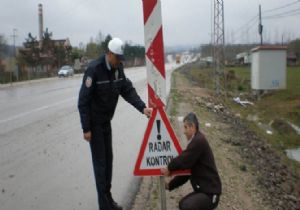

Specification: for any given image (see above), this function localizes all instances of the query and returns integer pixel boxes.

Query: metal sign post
[159,176,167,210]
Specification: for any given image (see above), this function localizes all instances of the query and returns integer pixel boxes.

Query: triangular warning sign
[134,107,190,176]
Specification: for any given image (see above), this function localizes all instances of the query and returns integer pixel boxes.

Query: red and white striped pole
[142,1,167,209]
[142,0,166,108]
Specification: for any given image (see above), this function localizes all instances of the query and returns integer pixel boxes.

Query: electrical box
[251,46,287,90]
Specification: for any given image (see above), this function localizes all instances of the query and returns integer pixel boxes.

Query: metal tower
[213,0,225,94]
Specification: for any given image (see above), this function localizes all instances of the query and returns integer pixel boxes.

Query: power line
[264,7,300,19]
[231,15,259,43]
[232,1,299,37]
[234,17,259,44]
[234,15,259,33]
[265,12,300,19]
[265,12,300,20]
[263,0,300,14]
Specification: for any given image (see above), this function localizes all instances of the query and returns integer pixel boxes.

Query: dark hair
[183,112,199,131]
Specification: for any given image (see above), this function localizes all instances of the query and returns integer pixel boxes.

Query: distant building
[175,54,181,64]
[18,4,72,77]
[197,56,213,68]
[236,51,252,65]
[287,53,297,66]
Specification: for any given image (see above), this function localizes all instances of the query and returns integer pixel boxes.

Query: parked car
[58,65,74,77]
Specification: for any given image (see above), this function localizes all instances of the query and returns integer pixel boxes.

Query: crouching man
[161,112,222,210]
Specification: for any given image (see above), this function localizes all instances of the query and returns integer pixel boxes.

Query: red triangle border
[134,107,189,176]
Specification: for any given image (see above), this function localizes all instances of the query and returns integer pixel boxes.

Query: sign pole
[159,176,167,210]
[142,0,167,209]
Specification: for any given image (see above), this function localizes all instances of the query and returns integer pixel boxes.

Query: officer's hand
[143,108,153,118]
[83,131,92,142]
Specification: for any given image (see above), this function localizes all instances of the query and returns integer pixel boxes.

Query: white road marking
[0,97,76,124]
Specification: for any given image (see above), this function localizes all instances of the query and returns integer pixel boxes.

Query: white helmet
[108,37,125,60]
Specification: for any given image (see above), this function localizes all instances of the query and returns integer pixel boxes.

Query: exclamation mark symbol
[156,120,161,140]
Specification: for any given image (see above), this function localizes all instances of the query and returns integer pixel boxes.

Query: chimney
[38,3,43,41]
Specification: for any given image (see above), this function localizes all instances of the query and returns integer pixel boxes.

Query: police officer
[161,113,222,210]
[78,37,152,210]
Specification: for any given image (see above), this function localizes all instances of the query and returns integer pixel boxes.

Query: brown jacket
[168,131,222,195]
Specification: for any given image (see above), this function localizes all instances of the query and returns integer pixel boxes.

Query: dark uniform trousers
[179,192,220,210]
[90,122,113,210]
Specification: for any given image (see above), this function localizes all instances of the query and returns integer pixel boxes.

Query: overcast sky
[1,0,299,48]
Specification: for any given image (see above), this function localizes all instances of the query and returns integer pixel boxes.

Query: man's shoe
[110,200,123,210]
[106,193,123,210]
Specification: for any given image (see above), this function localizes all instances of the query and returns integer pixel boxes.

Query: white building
[251,46,287,90]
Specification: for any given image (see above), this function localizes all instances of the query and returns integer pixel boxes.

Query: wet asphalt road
[0,63,177,210]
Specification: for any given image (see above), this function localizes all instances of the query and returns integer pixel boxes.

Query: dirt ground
[131,66,300,210]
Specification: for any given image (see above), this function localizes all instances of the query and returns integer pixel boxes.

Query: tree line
[0,30,146,83]
[79,32,145,67]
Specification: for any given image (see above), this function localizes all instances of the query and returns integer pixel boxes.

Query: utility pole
[10,28,18,84]
[259,5,263,45]
[213,0,225,95]
[210,0,213,63]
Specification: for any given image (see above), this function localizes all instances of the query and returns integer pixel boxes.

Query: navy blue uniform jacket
[78,55,146,132]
